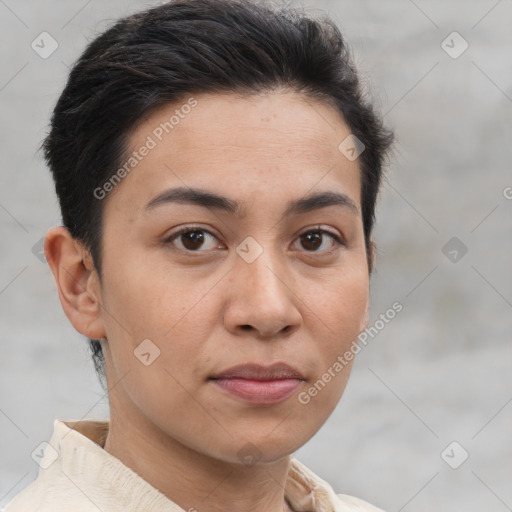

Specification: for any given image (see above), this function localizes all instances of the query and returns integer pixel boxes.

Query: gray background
[1,1,511,510]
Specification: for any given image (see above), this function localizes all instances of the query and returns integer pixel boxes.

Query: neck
[103,399,294,512]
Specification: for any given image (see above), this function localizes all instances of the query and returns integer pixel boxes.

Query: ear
[359,240,376,333]
[359,296,370,334]
[368,239,377,274]
[45,226,106,339]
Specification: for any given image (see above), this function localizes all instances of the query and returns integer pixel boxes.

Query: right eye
[163,226,224,253]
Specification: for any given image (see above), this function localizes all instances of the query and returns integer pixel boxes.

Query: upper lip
[211,363,305,381]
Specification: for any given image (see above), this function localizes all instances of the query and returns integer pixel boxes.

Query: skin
[45,90,374,512]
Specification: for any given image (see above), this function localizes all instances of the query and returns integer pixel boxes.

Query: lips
[210,363,305,405]
[212,362,304,381]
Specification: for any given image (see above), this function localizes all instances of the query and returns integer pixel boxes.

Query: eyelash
[163,225,345,256]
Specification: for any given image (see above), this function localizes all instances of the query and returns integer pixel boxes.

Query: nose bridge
[236,238,288,302]
[224,235,300,336]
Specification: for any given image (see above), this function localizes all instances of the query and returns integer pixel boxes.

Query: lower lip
[211,378,303,405]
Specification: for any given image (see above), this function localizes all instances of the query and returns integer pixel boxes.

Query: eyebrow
[144,186,359,218]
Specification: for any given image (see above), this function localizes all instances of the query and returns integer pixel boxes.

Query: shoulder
[2,419,107,512]
[335,493,386,511]
[1,478,100,512]
[288,458,385,512]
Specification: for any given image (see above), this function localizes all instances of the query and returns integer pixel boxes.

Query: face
[93,91,370,464]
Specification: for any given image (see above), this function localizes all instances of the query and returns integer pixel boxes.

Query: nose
[222,246,302,339]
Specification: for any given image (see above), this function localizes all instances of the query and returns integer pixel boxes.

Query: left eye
[292,229,343,253]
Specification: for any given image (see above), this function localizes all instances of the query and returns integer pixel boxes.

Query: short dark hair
[42,0,393,383]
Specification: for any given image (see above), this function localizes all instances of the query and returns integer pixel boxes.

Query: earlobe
[360,240,375,333]
[44,226,106,339]
[359,299,370,334]
[368,239,377,274]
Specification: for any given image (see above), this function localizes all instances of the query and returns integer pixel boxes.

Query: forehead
[105,91,361,216]
[135,91,349,157]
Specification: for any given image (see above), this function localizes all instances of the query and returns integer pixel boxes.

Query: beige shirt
[3,419,384,512]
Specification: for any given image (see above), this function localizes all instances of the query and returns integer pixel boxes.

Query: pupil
[183,230,204,250]
[302,232,321,251]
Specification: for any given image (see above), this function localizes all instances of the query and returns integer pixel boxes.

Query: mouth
[209,363,305,405]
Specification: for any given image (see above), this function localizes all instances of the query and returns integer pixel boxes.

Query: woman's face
[96,91,370,464]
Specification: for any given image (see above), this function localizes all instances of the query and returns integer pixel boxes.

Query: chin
[221,424,317,466]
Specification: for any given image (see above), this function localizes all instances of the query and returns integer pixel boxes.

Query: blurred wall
[1,1,511,510]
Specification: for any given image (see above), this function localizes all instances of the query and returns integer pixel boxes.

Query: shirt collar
[47,418,339,512]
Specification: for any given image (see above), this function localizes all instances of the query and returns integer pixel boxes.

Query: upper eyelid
[164,225,219,242]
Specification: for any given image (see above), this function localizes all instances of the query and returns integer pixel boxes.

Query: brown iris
[180,230,205,250]
[300,231,323,251]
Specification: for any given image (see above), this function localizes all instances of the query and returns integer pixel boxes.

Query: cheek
[99,253,219,376]
[303,265,369,390]
[310,265,369,337]
[296,274,368,424]
[100,251,184,335]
